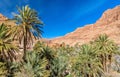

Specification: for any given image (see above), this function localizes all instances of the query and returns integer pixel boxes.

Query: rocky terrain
[0,14,15,26]
[48,6,120,46]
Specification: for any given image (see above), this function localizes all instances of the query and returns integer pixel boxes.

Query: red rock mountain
[48,6,120,46]
[0,14,8,21]
[1,6,120,46]
[0,14,15,26]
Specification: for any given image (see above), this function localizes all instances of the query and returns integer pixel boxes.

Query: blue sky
[0,0,120,38]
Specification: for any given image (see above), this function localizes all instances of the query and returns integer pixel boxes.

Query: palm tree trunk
[23,27,27,61]
[23,35,27,60]
[105,54,107,72]
[100,54,104,71]
[109,54,112,65]
[101,54,106,72]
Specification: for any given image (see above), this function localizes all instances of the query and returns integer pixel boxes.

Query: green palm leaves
[0,62,7,77]
[14,52,46,77]
[14,5,43,38]
[33,41,54,62]
[13,5,43,56]
[94,34,117,53]
[74,44,103,77]
[93,34,118,72]
[0,24,18,61]
[49,49,69,77]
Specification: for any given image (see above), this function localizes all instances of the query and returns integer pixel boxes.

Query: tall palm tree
[92,34,118,72]
[0,24,18,61]
[13,5,43,58]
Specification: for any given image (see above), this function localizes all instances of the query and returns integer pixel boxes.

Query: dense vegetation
[0,5,120,77]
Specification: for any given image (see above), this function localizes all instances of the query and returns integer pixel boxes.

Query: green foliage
[33,41,55,73]
[73,44,104,77]
[49,49,69,77]
[33,41,45,52]
[92,34,118,72]
[0,31,119,77]
[0,62,7,77]
[0,24,18,61]
[13,5,44,59]
[33,41,54,61]
[13,51,46,77]
[14,5,43,38]
[0,5,120,77]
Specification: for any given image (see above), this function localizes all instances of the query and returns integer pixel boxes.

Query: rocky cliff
[48,6,120,46]
[0,14,15,26]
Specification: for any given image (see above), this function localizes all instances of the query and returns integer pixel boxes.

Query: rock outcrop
[0,13,15,26]
[48,6,120,46]
[0,14,8,21]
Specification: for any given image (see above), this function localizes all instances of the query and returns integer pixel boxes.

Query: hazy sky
[0,0,120,38]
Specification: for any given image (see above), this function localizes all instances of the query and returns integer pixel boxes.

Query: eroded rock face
[48,6,120,46]
[0,14,15,26]
[0,14,8,21]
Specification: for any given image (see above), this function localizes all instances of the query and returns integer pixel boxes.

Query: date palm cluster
[0,5,120,77]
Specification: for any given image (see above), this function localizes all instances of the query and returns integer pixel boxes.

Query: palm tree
[13,51,46,77]
[13,5,43,58]
[92,34,118,72]
[33,41,45,52]
[33,41,54,67]
[73,44,104,77]
[0,24,18,61]
[49,49,69,77]
[0,61,7,77]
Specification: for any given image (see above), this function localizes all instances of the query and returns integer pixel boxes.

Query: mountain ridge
[48,5,120,46]
[1,6,120,46]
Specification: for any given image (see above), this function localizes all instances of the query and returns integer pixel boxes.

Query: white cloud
[24,0,29,3]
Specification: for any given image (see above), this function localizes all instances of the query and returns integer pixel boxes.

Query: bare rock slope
[49,6,120,45]
[0,14,15,26]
